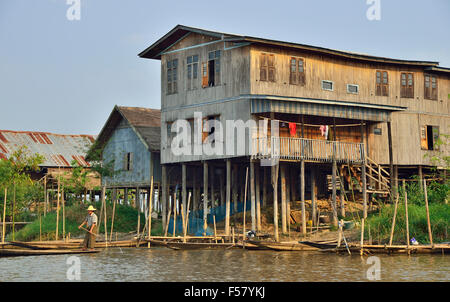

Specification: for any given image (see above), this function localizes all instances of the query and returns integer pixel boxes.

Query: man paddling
[78,205,98,251]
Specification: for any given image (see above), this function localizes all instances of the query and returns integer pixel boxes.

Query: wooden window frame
[187,55,199,91]
[167,59,178,95]
[289,57,305,86]
[205,50,221,87]
[260,53,276,82]
[124,152,133,171]
[347,84,359,94]
[321,80,334,91]
[420,125,440,151]
[400,72,414,98]
[424,74,438,100]
[376,70,389,96]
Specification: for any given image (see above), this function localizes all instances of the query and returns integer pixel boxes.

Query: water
[1,248,449,282]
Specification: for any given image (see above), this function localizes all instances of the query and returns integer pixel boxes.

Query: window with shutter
[420,126,428,150]
[289,57,305,86]
[421,125,440,150]
[400,72,414,98]
[268,54,275,82]
[187,55,199,90]
[166,59,178,95]
[424,74,438,100]
[260,53,267,81]
[201,62,208,88]
[375,70,389,96]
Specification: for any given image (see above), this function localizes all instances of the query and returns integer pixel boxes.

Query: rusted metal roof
[0,130,96,168]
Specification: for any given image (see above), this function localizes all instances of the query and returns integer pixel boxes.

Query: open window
[203,50,220,87]
[123,152,133,171]
[420,125,440,151]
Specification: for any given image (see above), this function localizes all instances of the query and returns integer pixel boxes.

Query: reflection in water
[0,248,449,282]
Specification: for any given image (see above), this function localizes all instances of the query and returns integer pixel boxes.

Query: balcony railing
[251,137,364,163]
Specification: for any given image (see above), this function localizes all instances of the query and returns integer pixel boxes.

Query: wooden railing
[251,137,364,163]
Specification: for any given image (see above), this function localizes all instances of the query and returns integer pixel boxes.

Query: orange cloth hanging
[289,123,297,136]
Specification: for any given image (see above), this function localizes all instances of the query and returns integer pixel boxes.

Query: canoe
[322,244,450,255]
[246,240,319,251]
[0,248,100,257]
[165,242,235,250]
[146,239,168,247]
[7,240,146,250]
[298,240,338,249]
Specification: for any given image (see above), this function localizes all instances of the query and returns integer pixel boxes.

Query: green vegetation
[366,180,449,244]
[12,201,164,241]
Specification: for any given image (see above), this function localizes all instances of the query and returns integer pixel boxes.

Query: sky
[0,0,449,135]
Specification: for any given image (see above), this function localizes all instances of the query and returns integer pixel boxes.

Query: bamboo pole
[232,227,235,244]
[242,167,249,241]
[423,179,433,246]
[55,172,60,241]
[2,188,7,243]
[213,215,217,243]
[148,176,154,246]
[404,181,410,254]
[183,192,191,241]
[136,188,141,238]
[62,188,65,240]
[181,203,186,243]
[360,218,365,256]
[164,204,171,237]
[388,191,400,246]
[98,186,105,235]
[173,192,177,237]
[103,187,108,248]
[109,189,117,242]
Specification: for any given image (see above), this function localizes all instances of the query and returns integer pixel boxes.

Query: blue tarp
[167,201,251,236]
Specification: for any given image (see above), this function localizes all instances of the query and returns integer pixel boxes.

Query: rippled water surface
[1,248,449,282]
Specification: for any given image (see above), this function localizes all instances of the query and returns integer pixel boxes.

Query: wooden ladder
[341,157,390,195]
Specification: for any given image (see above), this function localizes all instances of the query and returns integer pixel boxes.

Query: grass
[10,201,164,242]
[365,203,449,244]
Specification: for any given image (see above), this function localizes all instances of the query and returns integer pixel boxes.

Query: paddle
[80,226,97,236]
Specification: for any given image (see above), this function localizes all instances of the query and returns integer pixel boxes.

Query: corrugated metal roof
[0,130,96,168]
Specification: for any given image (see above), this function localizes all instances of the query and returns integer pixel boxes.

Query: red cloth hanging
[289,123,297,136]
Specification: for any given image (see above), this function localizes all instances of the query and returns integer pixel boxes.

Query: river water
[1,248,448,282]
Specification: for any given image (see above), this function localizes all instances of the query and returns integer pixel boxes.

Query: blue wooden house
[92,106,161,213]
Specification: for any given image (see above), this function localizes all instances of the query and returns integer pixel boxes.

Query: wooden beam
[250,160,256,231]
[311,166,317,227]
[255,162,261,232]
[387,121,394,196]
[203,162,208,233]
[280,164,287,234]
[361,121,367,218]
[271,164,279,242]
[300,160,306,234]
[225,159,231,235]
[161,165,167,229]
[182,164,187,219]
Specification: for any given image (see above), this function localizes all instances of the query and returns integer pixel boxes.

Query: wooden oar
[80,226,97,236]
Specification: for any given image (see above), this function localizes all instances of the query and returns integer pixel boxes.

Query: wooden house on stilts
[139,25,449,240]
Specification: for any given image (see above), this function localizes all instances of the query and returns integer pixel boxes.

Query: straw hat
[87,205,96,211]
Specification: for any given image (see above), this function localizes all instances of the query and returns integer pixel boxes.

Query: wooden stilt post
[361,121,367,218]
[232,164,238,213]
[388,191,400,246]
[418,165,423,191]
[262,166,268,209]
[220,169,225,207]
[110,188,117,242]
[182,164,187,219]
[2,188,7,243]
[360,218,365,255]
[148,176,154,246]
[272,164,279,242]
[192,166,197,212]
[311,166,317,226]
[340,166,345,218]
[243,167,249,240]
[404,180,410,253]
[387,121,394,197]
[56,171,60,241]
[102,186,108,248]
[331,160,338,226]
[62,188,65,240]
[98,185,105,235]
[161,165,167,230]
[423,179,433,246]
[300,160,306,234]
[250,161,256,231]
[255,163,261,232]
[210,164,215,208]
[225,159,231,236]
[203,162,208,235]
[173,192,177,237]
[136,188,141,238]
[281,164,287,234]
[43,176,47,216]
[213,215,217,243]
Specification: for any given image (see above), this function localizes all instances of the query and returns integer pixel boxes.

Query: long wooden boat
[298,240,338,249]
[322,243,450,255]
[246,240,320,251]
[0,248,100,257]
[165,241,236,250]
[7,240,146,250]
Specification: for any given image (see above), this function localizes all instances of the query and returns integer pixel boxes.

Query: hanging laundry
[289,123,297,137]
[320,125,329,139]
